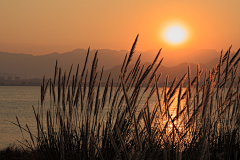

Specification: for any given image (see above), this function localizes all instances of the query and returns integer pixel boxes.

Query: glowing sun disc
[165,26,186,44]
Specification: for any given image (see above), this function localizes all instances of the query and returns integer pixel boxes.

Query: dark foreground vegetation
[1,35,240,160]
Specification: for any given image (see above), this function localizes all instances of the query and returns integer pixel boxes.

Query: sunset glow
[0,1,240,54]
[158,19,191,48]
[165,26,186,44]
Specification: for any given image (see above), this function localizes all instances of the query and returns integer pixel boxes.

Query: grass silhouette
[1,35,240,160]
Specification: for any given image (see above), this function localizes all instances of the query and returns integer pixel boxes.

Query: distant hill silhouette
[0,49,128,79]
[0,48,230,83]
[102,62,217,84]
[159,48,220,67]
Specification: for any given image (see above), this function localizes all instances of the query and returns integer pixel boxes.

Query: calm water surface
[0,86,176,150]
[0,86,41,149]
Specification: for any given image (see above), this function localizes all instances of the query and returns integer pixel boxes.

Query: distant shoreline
[0,79,41,86]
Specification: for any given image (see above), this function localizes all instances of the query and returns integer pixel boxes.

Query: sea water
[0,85,184,150]
[0,86,40,149]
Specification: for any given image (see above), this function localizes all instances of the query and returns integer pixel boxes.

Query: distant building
[0,76,4,80]
[8,76,12,81]
[15,76,20,81]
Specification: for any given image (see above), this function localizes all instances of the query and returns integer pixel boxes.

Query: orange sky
[0,0,240,55]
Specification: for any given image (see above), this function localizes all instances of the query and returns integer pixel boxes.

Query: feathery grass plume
[196,64,200,107]
[40,75,46,106]
[94,66,104,117]
[120,52,128,74]
[81,47,90,80]
[144,49,162,88]
[144,57,163,93]
[109,78,114,103]
[155,75,162,113]
[222,46,232,63]
[57,67,62,106]
[72,63,79,96]
[66,64,73,87]
[187,64,191,98]
[177,82,182,120]
[135,64,145,85]
[230,48,240,64]
[122,34,139,80]
[233,56,240,68]
[101,72,111,110]
[87,51,98,112]
[224,47,231,86]
[126,54,141,88]
[135,65,152,88]
[217,51,223,85]
[167,77,177,94]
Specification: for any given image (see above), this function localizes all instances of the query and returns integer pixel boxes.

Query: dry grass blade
[101,73,111,109]
[122,34,139,79]
[25,124,35,149]
[222,46,231,63]
[155,76,162,113]
[66,64,73,86]
[58,67,62,105]
[170,73,187,101]
[121,77,141,151]
[53,60,58,86]
[116,128,130,160]
[144,57,163,92]
[81,47,90,79]
[188,64,191,98]
[230,48,240,64]
[109,132,122,159]
[16,116,25,140]
[167,77,177,98]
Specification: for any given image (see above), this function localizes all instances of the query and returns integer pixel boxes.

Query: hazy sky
[1,0,240,55]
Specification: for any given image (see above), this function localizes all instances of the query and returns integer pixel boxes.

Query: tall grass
[14,36,240,160]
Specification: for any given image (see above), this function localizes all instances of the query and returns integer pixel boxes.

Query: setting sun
[158,19,191,48]
[165,26,186,44]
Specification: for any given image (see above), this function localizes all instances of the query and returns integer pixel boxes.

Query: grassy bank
[1,35,240,160]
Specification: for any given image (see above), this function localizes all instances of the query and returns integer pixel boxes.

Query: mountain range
[0,48,229,84]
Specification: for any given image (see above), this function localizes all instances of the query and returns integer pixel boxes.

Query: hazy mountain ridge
[102,62,217,84]
[0,48,225,82]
